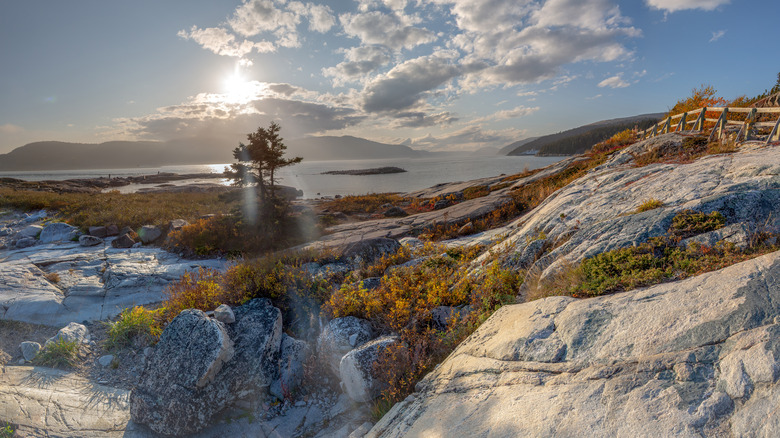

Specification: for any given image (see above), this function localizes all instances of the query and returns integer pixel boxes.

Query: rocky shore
[5,133,780,437]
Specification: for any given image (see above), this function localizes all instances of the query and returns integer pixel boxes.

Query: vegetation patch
[669,210,726,238]
[636,198,664,213]
[32,338,80,369]
[0,422,14,438]
[105,306,162,351]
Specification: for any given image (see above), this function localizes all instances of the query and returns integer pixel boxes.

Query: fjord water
[0,154,564,198]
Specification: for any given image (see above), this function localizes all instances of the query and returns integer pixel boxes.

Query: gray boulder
[383,206,408,218]
[137,225,162,244]
[15,237,36,249]
[78,235,103,247]
[88,226,108,238]
[111,233,136,249]
[39,222,79,243]
[105,224,119,236]
[20,341,41,361]
[130,309,235,435]
[214,304,236,324]
[17,225,42,239]
[340,336,402,403]
[169,219,189,231]
[270,334,312,400]
[130,299,283,435]
[318,316,375,376]
[98,354,115,367]
[46,322,90,347]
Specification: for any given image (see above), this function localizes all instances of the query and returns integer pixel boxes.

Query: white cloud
[646,0,729,12]
[709,29,726,42]
[228,0,300,39]
[177,26,273,58]
[340,11,437,50]
[406,125,527,151]
[305,3,336,32]
[361,52,461,112]
[598,74,630,88]
[472,106,540,123]
[323,46,392,85]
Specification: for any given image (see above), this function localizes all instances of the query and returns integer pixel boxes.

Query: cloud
[322,46,392,85]
[107,83,365,142]
[472,106,540,123]
[390,111,458,128]
[0,123,24,134]
[177,26,274,57]
[434,0,639,87]
[406,125,527,151]
[598,74,630,88]
[645,0,729,12]
[361,53,461,112]
[709,29,726,42]
[228,0,300,39]
[340,10,437,50]
[304,3,336,32]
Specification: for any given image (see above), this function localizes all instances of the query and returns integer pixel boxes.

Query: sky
[1,0,779,155]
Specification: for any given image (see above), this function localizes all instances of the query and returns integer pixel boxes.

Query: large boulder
[17,225,42,239]
[38,222,79,243]
[340,336,403,403]
[46,322,90,347]
[111,233,136,249]
[318,317,375,376]
[137,225,162,244]
[130,309,235,435]
[130,298,283,435]
[78,235,103,247]
[270,334,312,400]
[367,252,780,437]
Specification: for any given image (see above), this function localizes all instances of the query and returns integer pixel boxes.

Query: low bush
[0,422,14,438]
[33,338,79,369]
[669,210,726,238]
[105,306,162,350]
[636,198,664,213]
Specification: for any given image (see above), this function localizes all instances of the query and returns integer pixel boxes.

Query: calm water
[0,155,564,198]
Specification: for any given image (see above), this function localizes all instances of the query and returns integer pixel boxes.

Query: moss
[669,210,726,238]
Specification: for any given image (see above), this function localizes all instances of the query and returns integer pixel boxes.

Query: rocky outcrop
[130,298,283,436]
[39,222,80,243]
[130,309,235,435]
[368,250,780,437]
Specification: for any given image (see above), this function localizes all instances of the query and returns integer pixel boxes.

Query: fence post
[766,114,780,145]
[676,112,688,132]
[694,107,707,131]
[662,117,671,134]
[652,124,658,137]
[743,108,757,141]
[708,108,728,143]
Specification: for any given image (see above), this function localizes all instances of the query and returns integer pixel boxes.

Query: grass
[105,306,163,351]
[0,188,237,230]
[636,198,664,213]
[45,272,60,284]
[320,193,414,215]
[32,338,79,369]
[0,422,14,438]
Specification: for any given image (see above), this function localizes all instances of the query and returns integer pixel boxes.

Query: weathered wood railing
[641,106,780,145]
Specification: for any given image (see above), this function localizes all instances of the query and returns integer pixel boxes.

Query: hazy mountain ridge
[0,136,422,171]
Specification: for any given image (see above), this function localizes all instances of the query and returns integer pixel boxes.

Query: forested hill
[505,113,663,156]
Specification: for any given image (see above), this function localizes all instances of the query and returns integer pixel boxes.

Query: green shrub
[669,210,726,238]
[33,338,79,369]
[0,422,14,438]
[105,306,162,350]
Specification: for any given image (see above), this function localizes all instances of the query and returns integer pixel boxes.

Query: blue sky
[1,0,778,154]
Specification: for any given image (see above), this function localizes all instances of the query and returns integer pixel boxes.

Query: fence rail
[641,106,780,145]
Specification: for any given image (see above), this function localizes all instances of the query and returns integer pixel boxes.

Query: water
[0,155,565,198]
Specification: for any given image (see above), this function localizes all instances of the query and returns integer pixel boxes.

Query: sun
[223,73,257,104]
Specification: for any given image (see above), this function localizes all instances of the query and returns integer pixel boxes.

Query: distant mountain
[0,138,233,171]
[505,113,664,156]
[498,137,538,155]
[0,135,422,171]
[285,136,421,161]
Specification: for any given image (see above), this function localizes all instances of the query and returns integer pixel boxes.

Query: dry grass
[636,198,664,213]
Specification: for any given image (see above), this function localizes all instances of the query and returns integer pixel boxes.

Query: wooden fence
[641,106,780,145]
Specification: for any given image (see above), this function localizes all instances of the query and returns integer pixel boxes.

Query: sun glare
[223,73,257,104]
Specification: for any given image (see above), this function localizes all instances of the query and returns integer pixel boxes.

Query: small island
[321,166,407,175]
